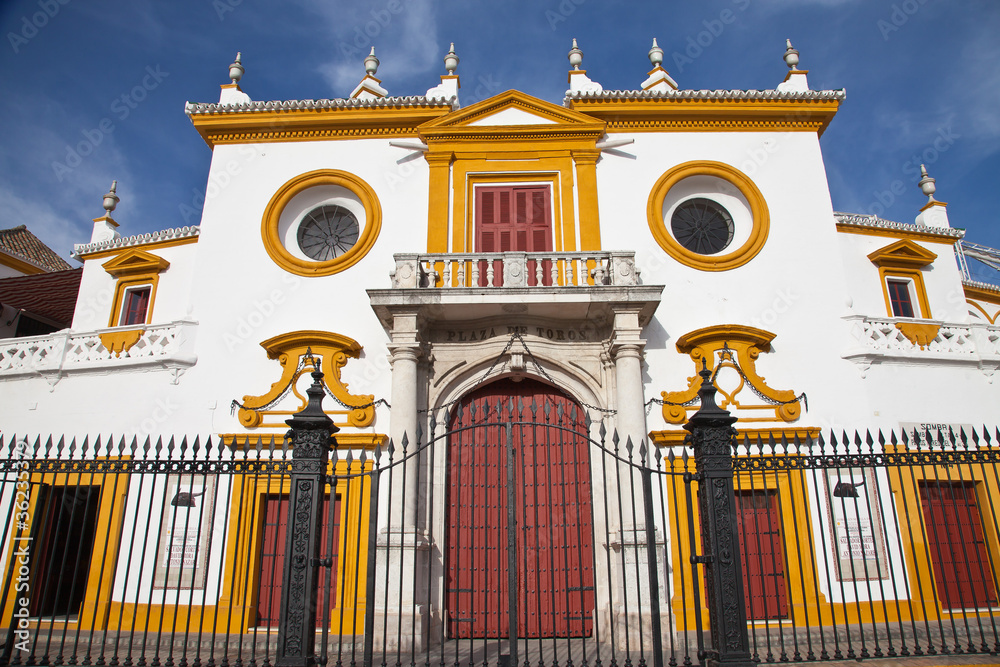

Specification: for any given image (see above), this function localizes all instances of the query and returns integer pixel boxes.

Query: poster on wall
[825,468,888,581]
[154,475,216,590]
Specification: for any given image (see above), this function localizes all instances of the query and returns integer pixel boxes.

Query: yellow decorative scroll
[238,330,375,429]
[661,324,802,424]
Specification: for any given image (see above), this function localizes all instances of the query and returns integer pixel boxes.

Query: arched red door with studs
[445,378,596,638]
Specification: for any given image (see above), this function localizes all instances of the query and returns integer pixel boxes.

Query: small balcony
[843,314,1000,376]
[371,251,662,327]
[389,251,640,289]
[0,319,198,384]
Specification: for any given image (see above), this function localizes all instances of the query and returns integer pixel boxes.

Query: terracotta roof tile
[0,225,73,272]
[0,268,82,326]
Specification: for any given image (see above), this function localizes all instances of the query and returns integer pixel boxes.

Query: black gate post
[276,361,338,667]
[683,362,754,667]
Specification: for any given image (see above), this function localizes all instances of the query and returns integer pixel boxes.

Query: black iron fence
[1,369,999,667]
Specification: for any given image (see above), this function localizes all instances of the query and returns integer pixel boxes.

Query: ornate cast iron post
[276,360,338,667]
[684,362,754,667]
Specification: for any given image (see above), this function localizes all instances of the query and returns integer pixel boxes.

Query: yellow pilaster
[573,150,602,250]
[425,151,453,253]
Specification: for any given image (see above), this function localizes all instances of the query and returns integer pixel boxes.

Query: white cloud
[296,0,441,95]
[0,185,86,263]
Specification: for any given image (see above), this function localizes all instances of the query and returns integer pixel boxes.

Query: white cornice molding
[834,212,964,239]
[72,226,200,258]
[185,95,455,116]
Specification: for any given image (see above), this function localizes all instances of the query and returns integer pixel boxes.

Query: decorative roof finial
[648,38,664,67]
[568,38,583,70]
[444,42,459,74]
[783,39,800,70]
[228,52,244,83]
[364,47,380,76]
[102,180,119,215]
[918,164,937,202]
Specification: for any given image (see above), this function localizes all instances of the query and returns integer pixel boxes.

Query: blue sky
[1,0,998,281]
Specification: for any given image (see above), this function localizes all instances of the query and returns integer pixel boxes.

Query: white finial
[228,52,244,83]
[365,47,379,76]
[568,38,583,70]
[783,39,799,70]
[918,164,937,202]
[648,38,663,67]
[102,180,119,215]
[444,42,459,74]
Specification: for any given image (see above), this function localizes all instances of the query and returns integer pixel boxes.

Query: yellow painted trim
[660,324,802,424]
[222,432,387,450]
[834,222,960,246]
[102,250,169,328]
[419,89,603,132]
[895,322,941,349]
[920,200,948,212]
[237,330,376,430]
[99,328,143,356]
[213,458,373,634]
[782,69,809,82]
[1,462,130,632]
[867,239,938,269]
[877,266,933,320]
[967,300,999,325]
[0,250,47,275]
[647,161,769,272]
[567,97,841,136]
[76,234,198,260]
[260,169,381,277]
[884,441,1000,621]
[188,105,453,147]
[573,150,602,250]
[425,152,454,253]
[964,284,1000,308]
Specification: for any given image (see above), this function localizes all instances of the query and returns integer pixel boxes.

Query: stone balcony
[0,319,198,386]
[843,315,1000,379]
[370,251,662,329]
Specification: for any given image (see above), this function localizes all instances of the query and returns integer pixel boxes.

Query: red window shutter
[121,287,151,326]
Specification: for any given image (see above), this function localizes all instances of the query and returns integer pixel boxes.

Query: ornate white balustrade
[844,315,1000,379]
[0,319,198,385]
[390,251,640,289]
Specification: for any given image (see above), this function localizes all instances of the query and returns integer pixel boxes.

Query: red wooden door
[920,482,998,610]
[736,490,787,620]
[257,493,341,627]
[446,378,595,638]
[475,186,552,286]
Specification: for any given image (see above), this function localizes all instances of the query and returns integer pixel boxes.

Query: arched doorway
[445,377,596,639]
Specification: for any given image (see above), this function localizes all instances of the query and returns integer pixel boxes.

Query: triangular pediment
[420,90,604,132]
[867,239,938,268]
[101,249,170,278]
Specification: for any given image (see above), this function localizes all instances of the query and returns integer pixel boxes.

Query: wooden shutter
[475,186,553,286]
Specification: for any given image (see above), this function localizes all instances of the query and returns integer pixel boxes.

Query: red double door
[475,186,553,286]
[446,378,596,638]
[736,490,788,620]
[920,482,998,609]
[257,493,342,627]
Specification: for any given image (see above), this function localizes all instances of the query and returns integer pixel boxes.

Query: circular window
[297,205,360,260]
[647,161,769,272]
[261,170,381,277]
[670,198,734,255]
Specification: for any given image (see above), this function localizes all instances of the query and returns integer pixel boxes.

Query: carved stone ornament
[238,330,375,432]
[662,324,803,425]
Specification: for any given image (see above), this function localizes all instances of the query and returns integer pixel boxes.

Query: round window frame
[647,161,769,271]
[261,169,381,276]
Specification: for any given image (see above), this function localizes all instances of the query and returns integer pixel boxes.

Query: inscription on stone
[443,325,591,343]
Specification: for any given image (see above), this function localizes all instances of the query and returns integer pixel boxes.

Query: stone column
[376,307,430,651]
[608,305,667,653]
